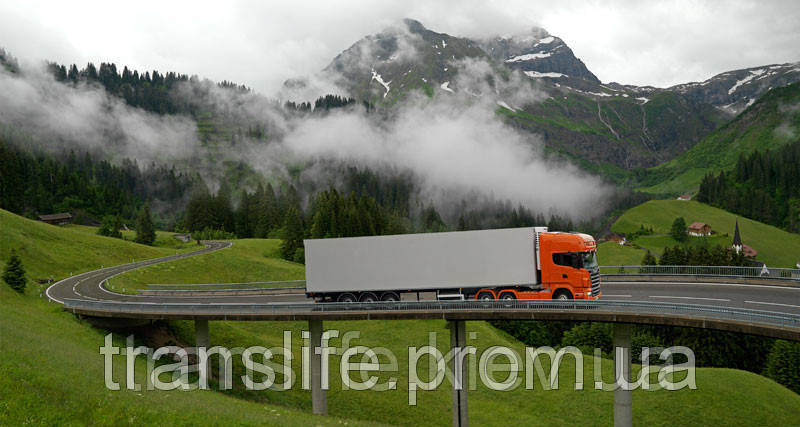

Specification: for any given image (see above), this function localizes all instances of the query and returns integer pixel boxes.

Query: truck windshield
[582,252,598,270]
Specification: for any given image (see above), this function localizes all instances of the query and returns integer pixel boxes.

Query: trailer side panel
[304,227,537,293]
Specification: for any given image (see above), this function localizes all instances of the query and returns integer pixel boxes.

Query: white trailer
[304,227,548,302]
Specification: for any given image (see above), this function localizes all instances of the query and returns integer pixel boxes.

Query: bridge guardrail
[146,280,306,291]
[600,265,800,281]
[62,299,800,330]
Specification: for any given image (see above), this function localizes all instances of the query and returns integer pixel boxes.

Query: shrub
[2,250,26,293]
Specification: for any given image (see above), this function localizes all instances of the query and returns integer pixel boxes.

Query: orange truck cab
[473,231,601,301]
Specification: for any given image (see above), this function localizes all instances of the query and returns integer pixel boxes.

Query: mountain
[478,30,600,83]
[316,19,728,173]
[323,18,488,104]
[671,62,800,115]
[639,81,800,194]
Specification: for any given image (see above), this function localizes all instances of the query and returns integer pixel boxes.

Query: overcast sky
[1,0,798,95]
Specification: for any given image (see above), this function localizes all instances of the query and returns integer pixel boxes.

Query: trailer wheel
[359,292,378,302]
[553,289,573,300]
[381,292,400,302]
[338,293,357,303]
[477,292,494,300]
[500,292,516,300]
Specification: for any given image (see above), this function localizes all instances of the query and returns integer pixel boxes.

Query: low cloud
[0,58,610,221]
[0,66,198,164]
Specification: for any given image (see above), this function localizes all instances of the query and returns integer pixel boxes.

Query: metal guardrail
[600,265,800,281]
[62,299,800,330]
[147,280,306,291]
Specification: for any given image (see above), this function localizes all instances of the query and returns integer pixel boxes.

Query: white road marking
[745,300,800,309]
[604,281,800,291]
[603,294,632,297]
[649,295,730,302]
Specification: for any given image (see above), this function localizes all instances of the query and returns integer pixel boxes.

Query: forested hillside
[697,138,800,232]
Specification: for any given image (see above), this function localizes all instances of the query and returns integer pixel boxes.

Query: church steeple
[732,220,743,252]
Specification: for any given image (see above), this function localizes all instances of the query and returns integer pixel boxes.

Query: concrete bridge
[46,242,800,427]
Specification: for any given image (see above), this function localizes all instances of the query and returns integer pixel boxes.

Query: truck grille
[590,268,601,296]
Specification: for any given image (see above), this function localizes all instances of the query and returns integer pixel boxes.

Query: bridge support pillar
[195,319,210,384]
[613,323,632,427]
[449,320,468,427]
[310,319,327,416]
[195,319,209,348]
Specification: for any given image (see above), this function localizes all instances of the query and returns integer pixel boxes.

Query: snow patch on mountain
[506,52,552,62]
[497,100,515,111]
[440,81,454,93]
[371,69,391,98]
[728,69,766,95]
[535,36,555,46]
[524,71,565,78]
[636,97,650,104]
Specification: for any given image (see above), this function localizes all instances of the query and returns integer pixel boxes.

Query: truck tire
[338,293,357,303]
[359,292,378,302]
[380,292,400,302]
[553,289,573,300]
[500,292,516,300]
[478,292,494,300]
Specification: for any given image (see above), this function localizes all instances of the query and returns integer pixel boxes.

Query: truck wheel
[500,293,516,300]
[381,292,400,302]
[478,292,494,300]
[338,293,357,303]
[359,292,378,302]
[553,290,573,300]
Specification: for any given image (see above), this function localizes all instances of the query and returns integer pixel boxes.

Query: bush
[670,217,688,242]
[2,250,27,293]
[561,323,612,355]
[765,340,800,394]
[192,227,236,241]
[292,248,305,264]
[97,215,123,238]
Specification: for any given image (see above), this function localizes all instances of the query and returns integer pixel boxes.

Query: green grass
[597,241,648,266]
[107,239,304,293]
[160,317,800,426]
[0,209,195,283]
[611,200,800,267]
[65,224,196,252]
[0,284,373,426]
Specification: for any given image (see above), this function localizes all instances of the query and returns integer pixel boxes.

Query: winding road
[44,240,800,341]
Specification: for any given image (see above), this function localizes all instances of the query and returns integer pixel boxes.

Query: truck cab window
[553,253,580,268]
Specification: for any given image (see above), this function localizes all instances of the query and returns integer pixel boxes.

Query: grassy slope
[162,317,800,426]
[0,284,373,426]
[106,239,304,293]
[597,241,648,266]
[611,200,800,267]
[0,209,194,283]
[640,81,800,194]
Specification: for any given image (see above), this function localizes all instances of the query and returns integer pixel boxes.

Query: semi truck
[303,227,600,302]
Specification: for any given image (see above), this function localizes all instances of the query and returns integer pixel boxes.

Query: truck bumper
[575,291,601,300]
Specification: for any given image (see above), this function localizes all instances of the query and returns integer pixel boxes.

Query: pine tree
[280,206,304,262]
[641,251,658,266]
[670,217,688,242]
[134,202,156,245]
[3,250,26,292]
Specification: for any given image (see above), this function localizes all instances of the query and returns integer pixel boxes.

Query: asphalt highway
[46,242,800,317]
